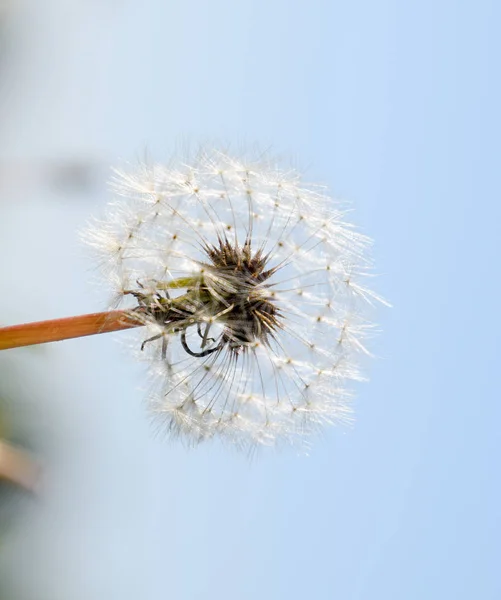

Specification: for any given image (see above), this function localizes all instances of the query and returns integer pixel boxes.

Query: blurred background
[0,0,500,598]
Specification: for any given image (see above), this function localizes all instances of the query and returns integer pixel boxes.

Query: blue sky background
[0,0,500,598]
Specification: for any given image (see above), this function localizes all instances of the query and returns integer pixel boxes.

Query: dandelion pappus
[84,148,386,449]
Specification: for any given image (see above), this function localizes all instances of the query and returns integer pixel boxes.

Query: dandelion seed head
[84,148,384,450]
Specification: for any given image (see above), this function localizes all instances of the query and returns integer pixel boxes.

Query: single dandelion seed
[0,147,387,450]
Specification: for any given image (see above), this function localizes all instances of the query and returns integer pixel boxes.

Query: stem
[0,311,143,350]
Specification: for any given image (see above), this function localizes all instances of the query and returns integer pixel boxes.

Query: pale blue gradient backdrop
[0,1,499,598]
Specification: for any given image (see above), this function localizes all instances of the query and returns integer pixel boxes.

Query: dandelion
[0,148,386,449]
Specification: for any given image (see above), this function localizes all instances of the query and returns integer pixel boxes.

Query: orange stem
[0,311,143,350]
